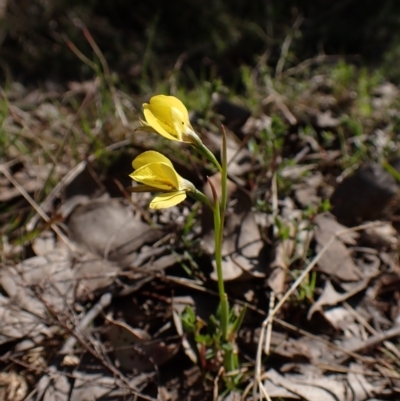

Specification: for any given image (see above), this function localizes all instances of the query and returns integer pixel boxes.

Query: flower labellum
[141,95,201,145]
[130,150,195,209]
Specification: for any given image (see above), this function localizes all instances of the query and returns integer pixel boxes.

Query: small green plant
[181,303,246,379]
[356,68,383,117]
[302,198,331,220]
[129,95,245,381]
[274,216,291,241]
[294,270,317,303]
[330,60,355,95]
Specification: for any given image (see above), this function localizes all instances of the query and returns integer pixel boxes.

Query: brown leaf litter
[3,76,400,400]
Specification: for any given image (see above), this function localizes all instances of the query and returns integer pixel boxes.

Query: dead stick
[337,325,400,364]
[0,164,79,252]
[30,293,114,401]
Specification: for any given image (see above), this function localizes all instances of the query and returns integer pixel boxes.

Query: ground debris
[330,163,398,224]
[263,362,386,401]
[4,61,400,401]
[314,213,362,281]
[0,372,28,401]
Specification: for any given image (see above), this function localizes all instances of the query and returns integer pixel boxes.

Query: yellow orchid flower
[130,151,195,209]
[140,95,202,145]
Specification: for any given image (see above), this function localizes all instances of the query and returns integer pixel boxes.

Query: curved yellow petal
[132,151,174,170]
[150,95,190,122]
[170,107,194,137]
[149,191,187,209]
[143,95,193,142]
[143,106,181,141]
[130,162,179,190]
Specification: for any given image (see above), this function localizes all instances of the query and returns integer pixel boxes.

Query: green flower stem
[189,184,228,347]
[188,189,214,211]
[195,143,222,172]
[220,126,228,239]
[219,126,235,372]
[213,199,229,339]
[194,135,235,372]
[217,128,229,341]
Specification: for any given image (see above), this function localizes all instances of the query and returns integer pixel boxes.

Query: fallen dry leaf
[273,335,313,361]
[293,171,323,207]
[330,163,398,224]
[106,319,180,370]
[314,213,362,281]
[42,371,151,401]
[0,248,75,344]
[347,362,385,401]
[285,336,339,364]
[1,248,74,317]
[264,368,347,401]
[67,199,163,267]
[308,279,370,320]
[323,306,356,331]
[361,221,398,249]
[73,254,121,300]
[0,164,49,202]
[0,294,47,344]
[31,230,57,255]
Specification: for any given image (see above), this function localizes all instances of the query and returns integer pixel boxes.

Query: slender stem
[195,143,222,172]
[188,189,215,211]
[213,202,227,331]
[219,126,235,371]
[218,127,229,340]
[195,134,234,371]
[220,126,228,237]
[213,206,235,377]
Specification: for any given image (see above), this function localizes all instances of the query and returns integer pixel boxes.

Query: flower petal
[171,107,194,137]
[150,95,190,122]
[149,191,187,209]
[130,162,179,190]
[143,95,192,142]
[143,106,181,141]
[132,151,174,170]
[129,184,163,193]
